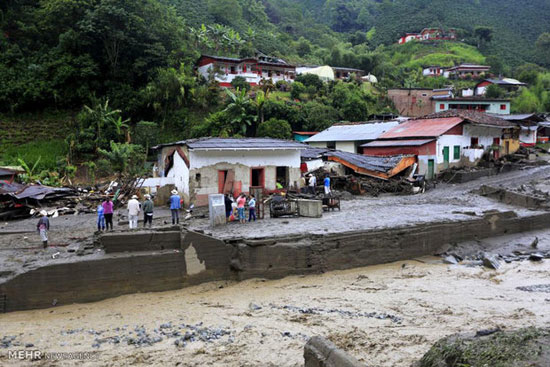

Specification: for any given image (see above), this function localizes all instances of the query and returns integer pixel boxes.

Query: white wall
[335,141,356,153]
[166,152,189,196]
[519,127,537,145]
[198,62,293,85]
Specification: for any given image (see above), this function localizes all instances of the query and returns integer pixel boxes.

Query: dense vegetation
[1,0,549,184]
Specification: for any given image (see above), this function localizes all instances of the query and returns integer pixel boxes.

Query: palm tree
[224,88,256,136]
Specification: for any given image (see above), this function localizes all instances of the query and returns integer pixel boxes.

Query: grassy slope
[385,41,486,70]
[0,112,73,170]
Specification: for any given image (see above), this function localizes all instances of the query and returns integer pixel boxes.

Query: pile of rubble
[0,179,143,221]
[305,167,420,197]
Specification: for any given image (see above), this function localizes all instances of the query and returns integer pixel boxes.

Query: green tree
[290,82,306,100]
[144,64,195,128]
[474,26,493,48]
[133,121,158,153]
[535,33,550,66]
[231,76,251,92]
[512,88,540,113]
[257,118,292,139]
[98,141,146,179]
[485,84,505,98]
[223,88,256,135]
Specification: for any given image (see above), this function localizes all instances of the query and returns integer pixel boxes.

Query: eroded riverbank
[1,231,549,366]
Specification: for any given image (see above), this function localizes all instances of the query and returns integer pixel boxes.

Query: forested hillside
[1,0,549,184]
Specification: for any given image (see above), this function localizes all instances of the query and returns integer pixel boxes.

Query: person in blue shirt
[97,204,105,231]
[324,174,331,195]
[248,194,256,222]
[169,189,181,225]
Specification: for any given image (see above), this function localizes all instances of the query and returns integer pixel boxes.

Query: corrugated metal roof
[305,121,399,143]
[154,138,306,150]
[486,78,526,86]
[301,147,329,160]
[325,150,412,174]
[361,139,435,148]
[380,117,464,139]
[0,167,24,176]
[420,110,515,127]
[486,113,543,122]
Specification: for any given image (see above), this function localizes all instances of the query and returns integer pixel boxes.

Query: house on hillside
[388,88,453,117]
[398,28,457,44]
[435,97,510,115]
[361,111,518,179]
[445,64,490,79]
[475,78,527,96]
[153,138,305,206]
[197,53,295,87]
[422,66,447,77]
[304,121,399,154]
[296,65,365,81]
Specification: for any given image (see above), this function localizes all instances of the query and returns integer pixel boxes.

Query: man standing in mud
[142,194,154,228]
[37,210,50,248]
[170,189,181,225]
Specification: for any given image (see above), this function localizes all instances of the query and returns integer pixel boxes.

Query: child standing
[37,211,50,248]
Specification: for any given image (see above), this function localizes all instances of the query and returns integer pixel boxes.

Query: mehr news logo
[8,350,98,361]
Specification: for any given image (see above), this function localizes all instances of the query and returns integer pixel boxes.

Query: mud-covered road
[1,231,549,366]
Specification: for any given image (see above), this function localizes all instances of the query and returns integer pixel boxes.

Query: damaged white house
[154,138,306,206]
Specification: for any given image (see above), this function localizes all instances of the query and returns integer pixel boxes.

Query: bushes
[257,118,292,139]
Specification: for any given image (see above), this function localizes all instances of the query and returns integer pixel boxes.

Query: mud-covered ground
[1,166,550,284]
[1,229,549,366]
[191,166,550,239]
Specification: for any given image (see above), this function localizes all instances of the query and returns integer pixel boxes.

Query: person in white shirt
[127,195,141,229]
[308,174,317,195]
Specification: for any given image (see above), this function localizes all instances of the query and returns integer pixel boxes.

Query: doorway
[250,168,265,188]
[276,166,289,187]
[218,170,235,194]
[493,138,501,159]
[443,146,450,169]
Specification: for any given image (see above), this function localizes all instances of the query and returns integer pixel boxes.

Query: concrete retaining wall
[479,185,548,209]
[304,336,364,367]
[100,230,181,253]
[2,212,550,312]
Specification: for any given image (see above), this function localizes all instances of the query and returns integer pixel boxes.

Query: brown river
[1,256,549,366]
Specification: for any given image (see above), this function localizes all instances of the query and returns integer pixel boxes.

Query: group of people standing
[303,174,331,195]
[224,193,256,224]
[96,193,156,231]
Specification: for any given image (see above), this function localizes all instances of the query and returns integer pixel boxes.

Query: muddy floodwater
[1,255,549,366]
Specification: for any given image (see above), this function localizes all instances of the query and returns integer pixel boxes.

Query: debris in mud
[417,327,550,367]
[482,253,501,270]
[529,253,544,261]
[269,304,402,324]
[516,284,550,293]
[475,328,501,337]
[1,335,19,348]
[57,322,233,350]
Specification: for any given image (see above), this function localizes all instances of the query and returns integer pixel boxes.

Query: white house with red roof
[361,111,518,179]
[197,53,296,87]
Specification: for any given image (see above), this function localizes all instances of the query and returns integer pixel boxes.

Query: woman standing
[102,197,114,231]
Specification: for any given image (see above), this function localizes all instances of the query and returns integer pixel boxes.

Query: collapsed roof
[325,150,416,180]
